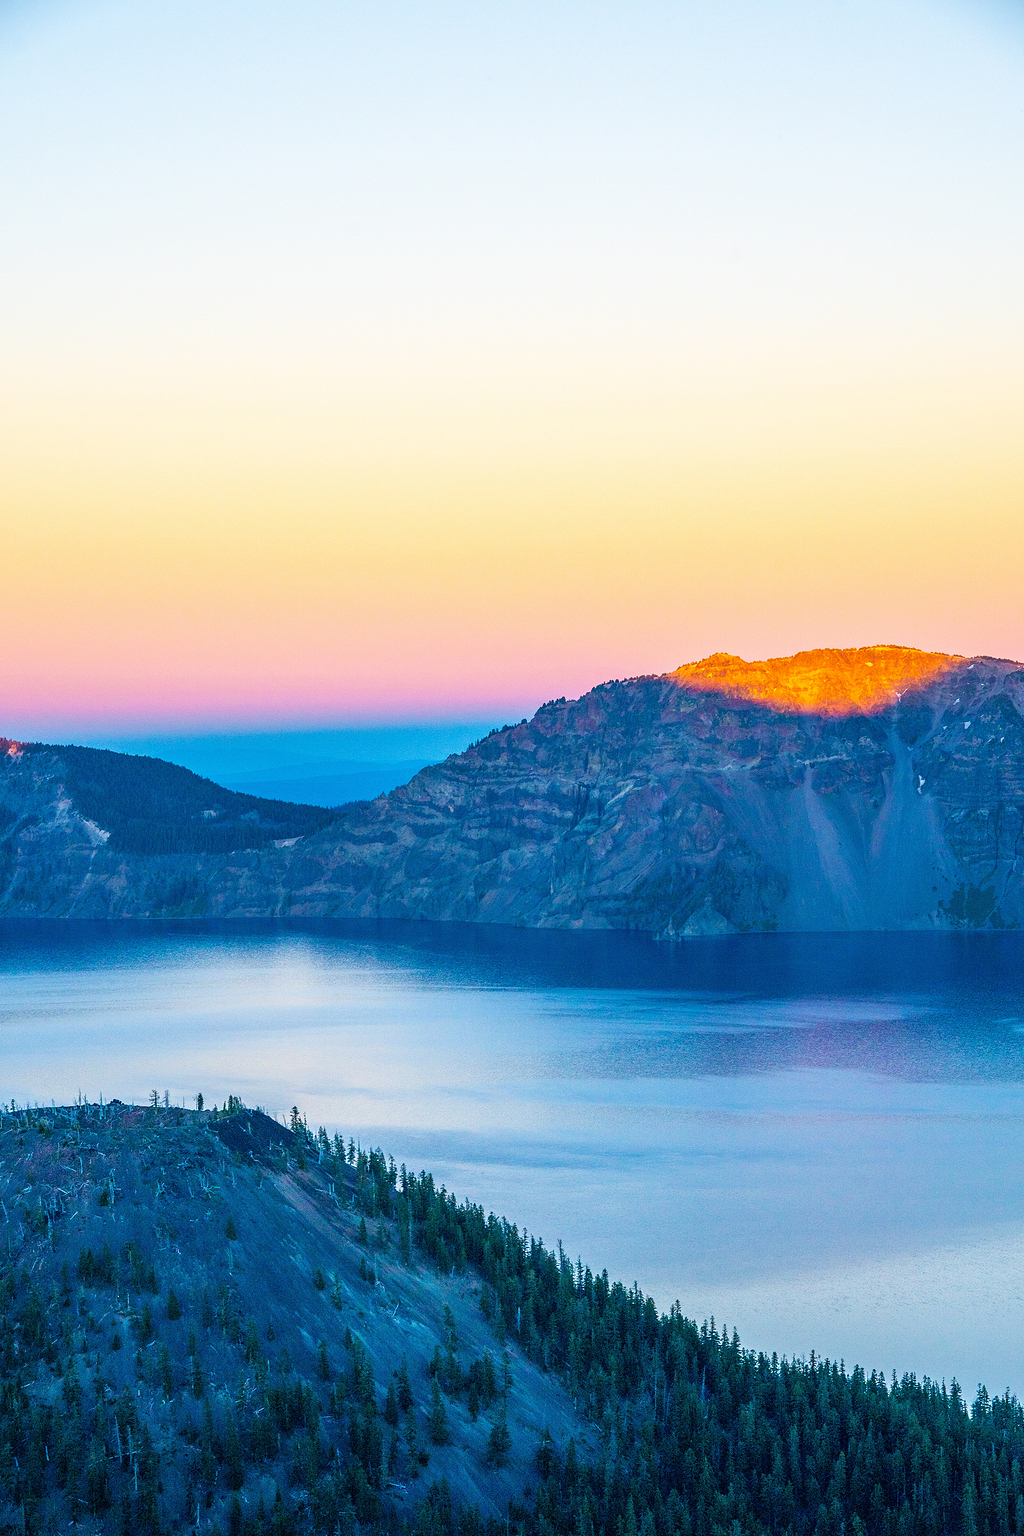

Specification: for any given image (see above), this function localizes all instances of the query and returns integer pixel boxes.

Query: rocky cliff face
[261,647,1024,935]
[4,647,1024,933]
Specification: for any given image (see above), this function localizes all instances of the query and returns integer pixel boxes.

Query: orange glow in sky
[1,1,1023,734]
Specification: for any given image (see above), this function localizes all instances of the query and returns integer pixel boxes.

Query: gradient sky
[2,0,1023,735]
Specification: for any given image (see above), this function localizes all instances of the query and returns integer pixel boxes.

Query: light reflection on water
[3,919,1024,1393]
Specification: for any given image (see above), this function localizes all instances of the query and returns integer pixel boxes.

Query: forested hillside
[12,743,337,855]
[1,1099,1021,1536]
[0,742,340,914]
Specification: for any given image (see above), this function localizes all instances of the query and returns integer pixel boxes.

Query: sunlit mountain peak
[669,645,965,716]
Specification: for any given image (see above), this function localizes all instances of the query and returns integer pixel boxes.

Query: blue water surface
[2,919,1024,1394]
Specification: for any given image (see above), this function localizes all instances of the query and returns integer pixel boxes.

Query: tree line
[4,1097,1024,1536]
[299,1114,1024,1536]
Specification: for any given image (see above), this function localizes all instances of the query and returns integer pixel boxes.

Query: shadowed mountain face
[3,646,1024,931]
[256,647,1024,936]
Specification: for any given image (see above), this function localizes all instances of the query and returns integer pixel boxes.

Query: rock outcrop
[4,646,1024,932]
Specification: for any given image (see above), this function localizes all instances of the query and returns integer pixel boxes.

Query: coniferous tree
[397,1355,414,1413]
[486,1414,511,1469]
[428,1378,450,1446]
[317,1339,331,1381]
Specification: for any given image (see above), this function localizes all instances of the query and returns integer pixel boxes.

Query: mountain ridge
[668,644,964,715]
[0,1096,590,1534]
[242,645,1024,936]
[3,646,1024,932]
[0,742,336,916]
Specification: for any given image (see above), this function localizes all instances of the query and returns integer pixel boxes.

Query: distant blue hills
[217,759,434,807]
[75,723,505,807]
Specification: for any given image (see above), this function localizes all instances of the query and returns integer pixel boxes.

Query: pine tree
[486,1413,511,1468]
[397,1355,414,1413]
[428,1378,450,1445]
[404,1407,420,1474]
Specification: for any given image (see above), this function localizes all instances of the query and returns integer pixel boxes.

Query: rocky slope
[236,645,1024,935]
[4,646,1024,933]
[9,1097,1021,1536]
[0,1098,588,1534]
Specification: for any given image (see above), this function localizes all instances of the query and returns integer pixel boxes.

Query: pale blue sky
[4,0,1021,374]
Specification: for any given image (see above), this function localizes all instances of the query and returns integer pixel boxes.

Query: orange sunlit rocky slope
[669,646,963,716]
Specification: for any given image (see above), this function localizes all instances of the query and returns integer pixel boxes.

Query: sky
[2,0,1023,739]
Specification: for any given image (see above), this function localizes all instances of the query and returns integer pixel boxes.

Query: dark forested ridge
[1,1099,1021,1536]
[0,742,343,915]
[13,743,338,855]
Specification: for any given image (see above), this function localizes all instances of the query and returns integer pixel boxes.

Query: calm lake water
[3,918,1024,1396]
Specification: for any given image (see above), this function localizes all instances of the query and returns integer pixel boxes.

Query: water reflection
[2,918,1024,1392]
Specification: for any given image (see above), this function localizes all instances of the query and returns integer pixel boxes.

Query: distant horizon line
[6,642,1018,743]
[0,714,516,745]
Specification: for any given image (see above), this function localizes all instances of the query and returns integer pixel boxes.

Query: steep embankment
[254,646,1024,935]
[4,646,1024,930]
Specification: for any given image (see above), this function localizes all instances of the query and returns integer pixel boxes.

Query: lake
[3,918,1024,1397]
